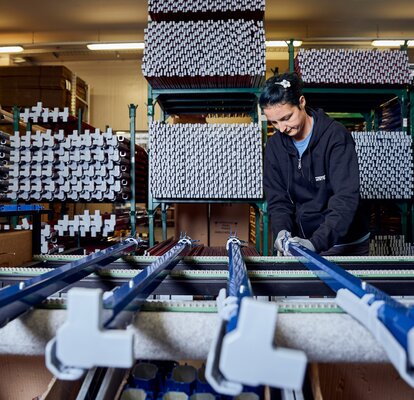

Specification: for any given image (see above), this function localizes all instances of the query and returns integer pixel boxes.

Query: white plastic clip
[206,290,307,395]
[336,288,414,388]
[46,288,134,380]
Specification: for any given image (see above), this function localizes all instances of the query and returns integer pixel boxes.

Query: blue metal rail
[0,204,44,212]
[0,237,138,327]
[205,236,307,396]
[103,236,192,328]
[46,235,194,380]
[226,237,253,333]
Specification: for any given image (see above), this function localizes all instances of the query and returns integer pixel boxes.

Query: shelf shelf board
[303,86,408,113]
[151,87,261,116]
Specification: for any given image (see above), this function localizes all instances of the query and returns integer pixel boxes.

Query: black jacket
[264,108,369,252]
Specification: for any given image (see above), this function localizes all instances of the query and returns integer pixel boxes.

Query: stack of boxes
[0,66,88,114]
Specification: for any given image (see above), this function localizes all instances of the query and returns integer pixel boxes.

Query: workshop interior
[1,0,414,399]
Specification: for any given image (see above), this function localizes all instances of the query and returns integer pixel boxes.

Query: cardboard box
[0,66,42,77]
[40,65,72,81]
[0,76,41,89]
[174,204,208,246]
[0,89,42,107]
[40,88,71,108]
[0,355,53,400]
[171,115,207,124]
[312,363,414,399]
[0,65,85,108]
[209,203,249,246]
[0,231,32,267]
[175,203,250,247]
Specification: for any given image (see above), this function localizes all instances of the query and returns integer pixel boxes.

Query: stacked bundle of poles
[352,131,413,199]
[295,49,411,85]
[369,235,414,256]
[142,20,265,89]
[8,129,148,202]
[148,0,265,21]
[0,131,10,200]
[149,122,263,199]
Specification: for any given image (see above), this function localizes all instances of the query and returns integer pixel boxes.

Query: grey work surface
[0,309,388,363]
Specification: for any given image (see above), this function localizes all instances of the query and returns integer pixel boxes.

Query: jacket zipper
[298,157,302,170]
[299,218,306,238]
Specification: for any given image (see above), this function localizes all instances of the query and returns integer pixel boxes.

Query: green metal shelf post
[161,203,167,241]
[396,202,409,240]
[77,108,83,134]
[129,104,138,238]
[147,85,156,246]
[12,106,19,132]
[362,112,373,131]
[11,107,20,227]
[262,201,269,256]
[373,109,380,131]
[288,39,295,73]
[401,89,409,134]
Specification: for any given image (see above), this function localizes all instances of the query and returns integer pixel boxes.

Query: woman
[260,72,369,256]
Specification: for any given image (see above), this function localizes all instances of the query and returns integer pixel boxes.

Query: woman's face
[263,96,310,141]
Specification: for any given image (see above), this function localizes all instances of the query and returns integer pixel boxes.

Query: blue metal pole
[0,238,138,327]
[205,236,307,394]
[288,243,414,356]
[226,237,253,332]
[103,236,192,328]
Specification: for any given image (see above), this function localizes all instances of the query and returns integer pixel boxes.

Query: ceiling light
[371,40,408,47]
[266,40,302,48]
[0,46,23,53]
[87,42,145,51]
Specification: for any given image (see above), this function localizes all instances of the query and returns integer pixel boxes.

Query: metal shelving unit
[148,86,262,120]
[147,86,269,254]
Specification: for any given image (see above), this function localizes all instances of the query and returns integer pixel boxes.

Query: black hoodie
[264,108,369,252]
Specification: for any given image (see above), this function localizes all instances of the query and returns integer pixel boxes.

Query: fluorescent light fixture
[266,40,302,48]
[0,46,23,53]
[371,40,408,47]
[87,42,145,50]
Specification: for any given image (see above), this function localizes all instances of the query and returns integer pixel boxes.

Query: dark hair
[259,72,304,109]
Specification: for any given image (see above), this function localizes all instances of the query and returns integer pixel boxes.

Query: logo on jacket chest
[315,175,326,182]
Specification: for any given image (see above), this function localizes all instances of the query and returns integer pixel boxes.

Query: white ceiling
[1,0,414,63]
